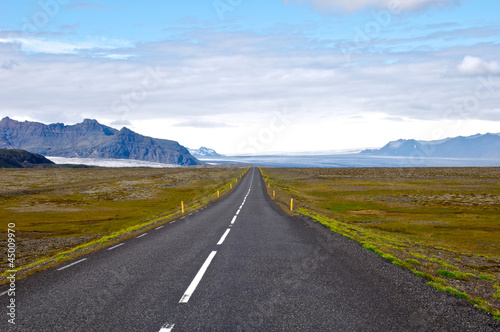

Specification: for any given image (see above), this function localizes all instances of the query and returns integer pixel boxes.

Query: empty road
[1,167,499,331]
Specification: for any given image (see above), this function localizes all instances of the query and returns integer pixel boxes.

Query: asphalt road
[1,167,499,331]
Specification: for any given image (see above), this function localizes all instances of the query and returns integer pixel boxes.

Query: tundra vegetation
[0,167,245,282]
[261,167,500,320]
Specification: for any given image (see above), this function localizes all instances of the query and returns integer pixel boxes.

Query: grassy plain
[261,167,500,319]
[0,167,245,280]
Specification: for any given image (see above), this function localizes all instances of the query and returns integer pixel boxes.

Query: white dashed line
[108,243,125,251]
[180,216,185,219]
[155,226,164,230]
[136,233,147,238]
[159,323,175,332]
[0,290,9,297]
[217,229,231,245]
[231,216,237,224]
[179,251,217,303]
[57,258,88,271]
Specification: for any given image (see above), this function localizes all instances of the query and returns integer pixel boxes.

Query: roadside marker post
[290,199,293,211]
[268,183,270,189]
[230,183,232,189]
[181,201,184,214]
[273,191,275,198]
[217,191,220,198]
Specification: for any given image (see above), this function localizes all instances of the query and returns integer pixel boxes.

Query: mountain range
[361,133,500,158]
[0,117,201,166]
[188,146,224,157]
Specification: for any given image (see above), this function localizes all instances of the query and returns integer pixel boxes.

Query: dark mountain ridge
[0,117,201,166]
[0,149,55,168]
[361,133,500,158]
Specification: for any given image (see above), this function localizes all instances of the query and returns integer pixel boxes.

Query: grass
[261,167,500,320]
[0,166,248,281]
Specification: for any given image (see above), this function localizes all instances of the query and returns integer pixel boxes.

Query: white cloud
[0,36,131,55]
[283,0,461,12]
[174,120,233,128]
[457,56,500,76]
[1,29,499,153]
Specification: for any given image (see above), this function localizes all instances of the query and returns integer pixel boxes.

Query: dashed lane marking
[159,323,175,332]
[179,251,217,303]
[57,258,88,271]
[217,229,231,245]
[108,243,125,251]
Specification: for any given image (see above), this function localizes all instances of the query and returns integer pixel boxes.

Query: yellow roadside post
[273,191,275,198]
[267,183,270,189]
[290,199,294,211]
[217,190,220,198]
[230,183,232,189]
[181,201,184,214]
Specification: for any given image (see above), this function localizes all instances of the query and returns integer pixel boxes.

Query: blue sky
[1,0,499,154]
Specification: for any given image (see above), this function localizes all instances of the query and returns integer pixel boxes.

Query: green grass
[406,258,421,265]
[494,285,500,300]
[437,270,474,280]
[478,274,496,281]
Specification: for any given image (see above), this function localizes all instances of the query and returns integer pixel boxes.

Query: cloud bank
[283,0,462,12]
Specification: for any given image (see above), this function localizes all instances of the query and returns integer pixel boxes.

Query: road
[1,167,499,331]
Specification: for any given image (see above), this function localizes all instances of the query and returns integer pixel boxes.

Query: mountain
[0,117,202,166]
[361,133,500,158]
[0,149,55,168]
[188,146,224,157]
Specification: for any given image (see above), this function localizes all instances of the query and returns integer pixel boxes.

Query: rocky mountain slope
[0,118,201,166]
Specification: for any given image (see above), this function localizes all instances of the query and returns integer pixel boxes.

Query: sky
[1,0,499,155]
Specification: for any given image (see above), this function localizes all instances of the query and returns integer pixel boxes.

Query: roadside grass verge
[260,167,500,320]
[0,166,249,283]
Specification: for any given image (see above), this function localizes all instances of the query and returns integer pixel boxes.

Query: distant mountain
[188,146,224,157]
[0,149,55,168]
[0,117,202,166]
[361,133,500,158]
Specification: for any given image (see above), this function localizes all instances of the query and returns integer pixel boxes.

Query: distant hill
[0,117,202,166]
[361,133,500,158]
[188,146,224,157]
[0,149,55,168]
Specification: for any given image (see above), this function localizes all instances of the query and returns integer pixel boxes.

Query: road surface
[1,167,499,331]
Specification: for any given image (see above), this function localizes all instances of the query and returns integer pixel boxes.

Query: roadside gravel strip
[1,167,499,331]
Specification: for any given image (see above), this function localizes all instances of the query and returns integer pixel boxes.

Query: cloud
[282,0,462,12]
[457,56,500,76]
[0,28,499,139]
[109,119,132,127]
[174,120,233,128]
[0,35,131,55]
[1,60,18,70]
